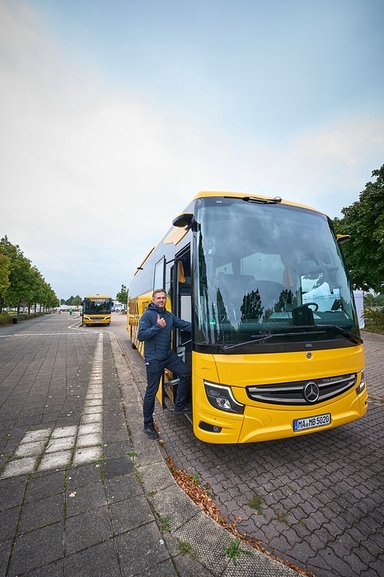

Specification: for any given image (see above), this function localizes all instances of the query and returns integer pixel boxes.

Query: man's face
[153,292,166,308]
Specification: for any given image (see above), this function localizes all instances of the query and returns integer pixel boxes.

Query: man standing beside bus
[138,289,192,440]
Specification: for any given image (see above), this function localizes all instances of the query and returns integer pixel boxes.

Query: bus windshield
[83,298,112,315]
[194,196,359,348]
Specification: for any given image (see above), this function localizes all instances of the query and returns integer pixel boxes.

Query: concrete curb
[110,332,303,577]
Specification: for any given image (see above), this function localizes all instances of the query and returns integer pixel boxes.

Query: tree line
[61,295,82,307]
[333,164,384,293]
[62,286,128,308]
[0,236,59,314]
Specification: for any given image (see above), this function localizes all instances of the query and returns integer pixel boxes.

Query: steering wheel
[304,302,319,311]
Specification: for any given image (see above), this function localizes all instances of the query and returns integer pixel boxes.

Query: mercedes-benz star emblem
[303,381,320,403]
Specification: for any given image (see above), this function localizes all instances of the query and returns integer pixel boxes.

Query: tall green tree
[333,165,384,291]
[0,251,11,313]
[27,266,44,313]
[0,236,59,312]
[71,295,82,307]
[0,237,31,312]
[43,284,59,310]
[116,284,128,306]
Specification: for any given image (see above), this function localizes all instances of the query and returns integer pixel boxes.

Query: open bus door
[162,246,192,410]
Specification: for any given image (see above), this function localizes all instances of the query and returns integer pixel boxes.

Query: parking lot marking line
[0,334,104,479]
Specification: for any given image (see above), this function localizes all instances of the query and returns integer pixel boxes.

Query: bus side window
[180,294,191,323]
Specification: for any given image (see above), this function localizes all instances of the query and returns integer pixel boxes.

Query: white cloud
[282,118,384,216]
[226,117,384,218]
[1,1,383,299]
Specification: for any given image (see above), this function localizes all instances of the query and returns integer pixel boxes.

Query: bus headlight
[356,370,366,395]
[204,382,245,414]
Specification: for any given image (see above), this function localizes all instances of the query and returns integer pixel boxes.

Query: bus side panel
[127,293,152,356]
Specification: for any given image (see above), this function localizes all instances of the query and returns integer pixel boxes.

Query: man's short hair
[152,288,167,298]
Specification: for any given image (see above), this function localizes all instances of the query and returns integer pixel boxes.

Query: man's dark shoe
[172,406,191,415]
[143,423,159,439]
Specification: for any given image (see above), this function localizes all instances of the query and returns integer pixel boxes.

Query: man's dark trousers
[143,351,191,425]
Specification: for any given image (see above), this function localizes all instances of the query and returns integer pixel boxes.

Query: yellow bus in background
[127,191,367,444]
[82,295,113,326]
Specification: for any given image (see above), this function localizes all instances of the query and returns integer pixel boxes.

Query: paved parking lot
[1,313,383,577]
[0,313,302,577]
[115,316,384,577]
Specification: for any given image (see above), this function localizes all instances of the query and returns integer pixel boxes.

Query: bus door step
[164,378,180,388]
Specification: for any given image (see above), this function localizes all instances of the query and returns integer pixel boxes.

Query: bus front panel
[192,346,367,444]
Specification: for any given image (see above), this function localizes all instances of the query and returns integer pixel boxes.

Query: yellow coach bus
[127,191,367,444]
[82,294,113,326]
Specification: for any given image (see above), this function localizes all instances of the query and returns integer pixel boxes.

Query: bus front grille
[246,373,357,405]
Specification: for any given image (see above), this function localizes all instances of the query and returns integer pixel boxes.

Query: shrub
[0,311,48,325]
[364,307,384,333]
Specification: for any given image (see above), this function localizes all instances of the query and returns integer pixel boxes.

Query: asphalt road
[112,313,384,577]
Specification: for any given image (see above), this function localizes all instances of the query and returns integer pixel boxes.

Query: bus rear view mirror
[336,234,351,245]
[172,212,194,229]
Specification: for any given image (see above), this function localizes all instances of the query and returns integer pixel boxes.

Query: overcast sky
[1,0,383,301]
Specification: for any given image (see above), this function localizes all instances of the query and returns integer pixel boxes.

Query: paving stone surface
[114,315,384,577]
[0,312,302,577]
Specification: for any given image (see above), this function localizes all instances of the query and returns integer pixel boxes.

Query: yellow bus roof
[192,191,322,215]
[83,295,112,299]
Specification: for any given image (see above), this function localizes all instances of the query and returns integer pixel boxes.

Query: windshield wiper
[220,325,362,352]
[220,330,324,352]
[241,195,282,204]
[320,325,363,344]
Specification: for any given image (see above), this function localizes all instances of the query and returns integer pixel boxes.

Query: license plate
[293,413,331,432]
